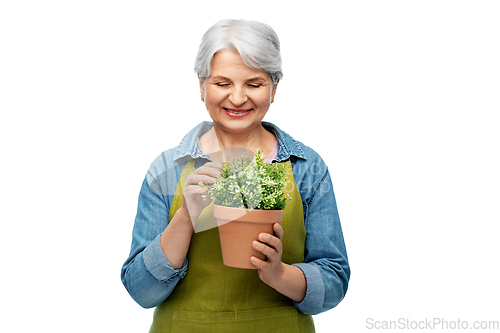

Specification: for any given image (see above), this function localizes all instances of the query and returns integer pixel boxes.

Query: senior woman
[121,19,350,332]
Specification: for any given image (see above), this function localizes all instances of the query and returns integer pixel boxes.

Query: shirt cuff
[292,263,325,314]
[143,234,188,283]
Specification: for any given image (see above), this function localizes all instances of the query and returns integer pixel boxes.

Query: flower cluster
[202,148,291,210]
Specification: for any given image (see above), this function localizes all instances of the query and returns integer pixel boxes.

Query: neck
[200,122,276,157]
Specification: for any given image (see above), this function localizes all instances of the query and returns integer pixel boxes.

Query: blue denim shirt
[121,121,350,315]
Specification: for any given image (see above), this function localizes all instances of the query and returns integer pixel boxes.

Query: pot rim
[214,204,283,223]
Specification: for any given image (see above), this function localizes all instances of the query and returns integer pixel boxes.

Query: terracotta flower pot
[214,204,283,269]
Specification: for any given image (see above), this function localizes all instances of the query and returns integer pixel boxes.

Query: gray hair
[194,19,283,84]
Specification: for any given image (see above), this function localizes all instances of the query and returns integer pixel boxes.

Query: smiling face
[200,49,277,135]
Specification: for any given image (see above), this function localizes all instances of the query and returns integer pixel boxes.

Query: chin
[217,119,261,132]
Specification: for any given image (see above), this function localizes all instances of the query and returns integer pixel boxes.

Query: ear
[198,74,205,100]
[271,78,279,101]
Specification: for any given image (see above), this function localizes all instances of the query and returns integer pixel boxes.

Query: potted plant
[201,148,291,269]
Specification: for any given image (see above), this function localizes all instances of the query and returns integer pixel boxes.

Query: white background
[1,1,499,332]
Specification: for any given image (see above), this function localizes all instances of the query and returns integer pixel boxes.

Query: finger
[194,168,221,179]
[202,161,222,169]
[195,163,222,176]
[258,233,282,254]
[250,256,271,269]
[253,240,278,261]
[184,184,209,195]
[186,174,218,187]
[273,223,284,241]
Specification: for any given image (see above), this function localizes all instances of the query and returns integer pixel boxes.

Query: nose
[228,86,247,106]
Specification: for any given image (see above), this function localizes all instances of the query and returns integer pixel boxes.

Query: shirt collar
[261,121,306,162]
[173,121,306,162]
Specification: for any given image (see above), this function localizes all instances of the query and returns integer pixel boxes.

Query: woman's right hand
[179,161,221,221]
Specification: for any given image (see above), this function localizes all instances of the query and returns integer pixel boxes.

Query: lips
[224,108,251,113]
[224,108,252,117]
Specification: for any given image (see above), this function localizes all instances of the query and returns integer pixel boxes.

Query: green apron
[149,159,315,333]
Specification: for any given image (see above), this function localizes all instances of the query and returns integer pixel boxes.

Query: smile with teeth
[224,108,251,114]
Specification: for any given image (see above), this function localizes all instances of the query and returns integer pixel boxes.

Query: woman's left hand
[251,223,285,285]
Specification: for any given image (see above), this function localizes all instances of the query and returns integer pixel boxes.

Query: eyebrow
[210,75,230,81]
[247,76,267,82]
[210,75,267,82]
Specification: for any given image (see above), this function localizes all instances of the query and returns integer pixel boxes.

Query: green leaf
[202,148,291,210]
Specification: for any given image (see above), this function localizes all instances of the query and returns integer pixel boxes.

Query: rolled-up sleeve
[293,169,350,315]
[143,234,188,283]
[292,263,325,313]
[121,177,187,308]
